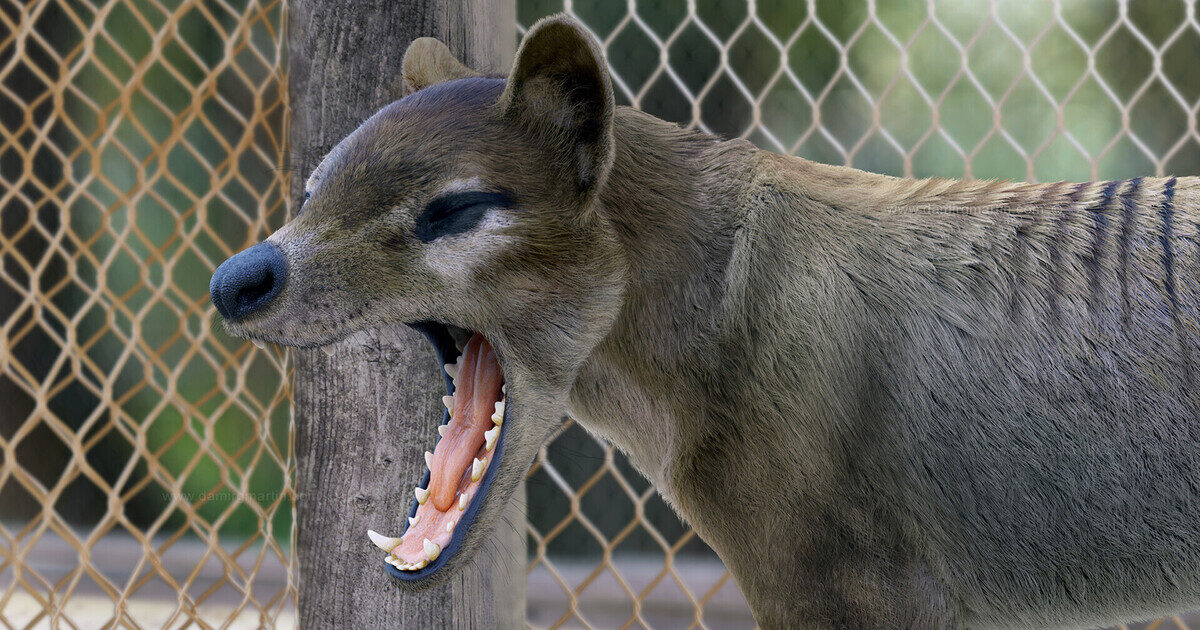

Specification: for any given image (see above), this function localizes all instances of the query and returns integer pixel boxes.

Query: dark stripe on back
[1160,177,1179,311]
[1157,177,1191,385]
[1049,183,1088,324]
[1010,183,1060,321]
[1085,181,1120,315]
[1117,177,1142,328]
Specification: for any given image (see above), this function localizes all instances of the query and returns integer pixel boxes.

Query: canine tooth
[322,345,334,356]
[471,457,485,482]
[484,426,499,451]
[445,363,459,378]
[424,451,434,469]
[445,520,455,533]
[438,424,448,437]
[442,395,454,410]
[252,339,265,349]
[368,529,403,552]
[423,538,440,561]
[415,486,430,505]
[458,493,468,511]
[408,515,420,527]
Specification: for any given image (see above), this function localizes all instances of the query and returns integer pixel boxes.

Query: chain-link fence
[4,0,1200,628]
[0,0,293,626]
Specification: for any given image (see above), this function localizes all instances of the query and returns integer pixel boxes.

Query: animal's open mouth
[367,321,509,580]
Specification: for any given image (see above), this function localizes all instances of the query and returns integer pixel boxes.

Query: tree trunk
[287,2,521,628]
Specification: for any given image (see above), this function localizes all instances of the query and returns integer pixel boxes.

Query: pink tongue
[428,334,502,511]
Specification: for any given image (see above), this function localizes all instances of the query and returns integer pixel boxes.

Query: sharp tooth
[471,457,486,482]
[367,529,403,552]
[445,363,459,378]
[442,395,454,411]
[322,345,335,356]
[484,426,499,451]
[445,520,455,533]
[424,451,434,469]
[458,493,468,511]
[423,538,440,561]
[252,339,265,349]
[438,424,448,437]
[414,486,430,505]
[408,514,420,527]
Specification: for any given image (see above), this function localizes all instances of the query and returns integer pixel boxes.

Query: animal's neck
[567,108,756,485]
[598,110,743,290]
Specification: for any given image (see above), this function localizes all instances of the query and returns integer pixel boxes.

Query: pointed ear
[500,16,615,196]
[401,38,480,96]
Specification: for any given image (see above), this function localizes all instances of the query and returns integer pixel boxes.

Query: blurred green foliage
[522,0,1199,184]
[1,0,290,548]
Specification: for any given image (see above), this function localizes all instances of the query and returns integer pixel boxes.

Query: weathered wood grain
[287,2,521,627]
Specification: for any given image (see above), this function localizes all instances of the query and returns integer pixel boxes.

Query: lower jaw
[370,321,510,582]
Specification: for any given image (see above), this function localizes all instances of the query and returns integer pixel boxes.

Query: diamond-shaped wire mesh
[0,0,293,627]
[520,1,1200,628]
[4,0,1200,628]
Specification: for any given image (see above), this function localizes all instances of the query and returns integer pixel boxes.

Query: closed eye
[415,190,514,243]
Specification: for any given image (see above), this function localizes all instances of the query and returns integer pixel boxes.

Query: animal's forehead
[306,77,509,196]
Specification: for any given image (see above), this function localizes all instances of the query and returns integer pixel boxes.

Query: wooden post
[286,2,522,628]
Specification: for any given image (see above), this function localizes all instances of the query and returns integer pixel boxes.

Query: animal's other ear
[499,15,615,197]
[401,38,480,96]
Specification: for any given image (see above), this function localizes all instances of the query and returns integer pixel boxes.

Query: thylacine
[209,16,1200,629]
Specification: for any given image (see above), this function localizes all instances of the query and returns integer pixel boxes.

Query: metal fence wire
[2,0,1200,629]
[0,0,293,627]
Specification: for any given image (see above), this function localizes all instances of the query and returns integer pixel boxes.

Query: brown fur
[216,16,1200,629]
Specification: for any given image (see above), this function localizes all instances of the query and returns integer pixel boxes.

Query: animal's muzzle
[209,241,288,321]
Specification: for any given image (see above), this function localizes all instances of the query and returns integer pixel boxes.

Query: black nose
[210,242,288,321]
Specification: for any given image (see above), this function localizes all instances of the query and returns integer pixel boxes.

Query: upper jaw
[219,305,375,350]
